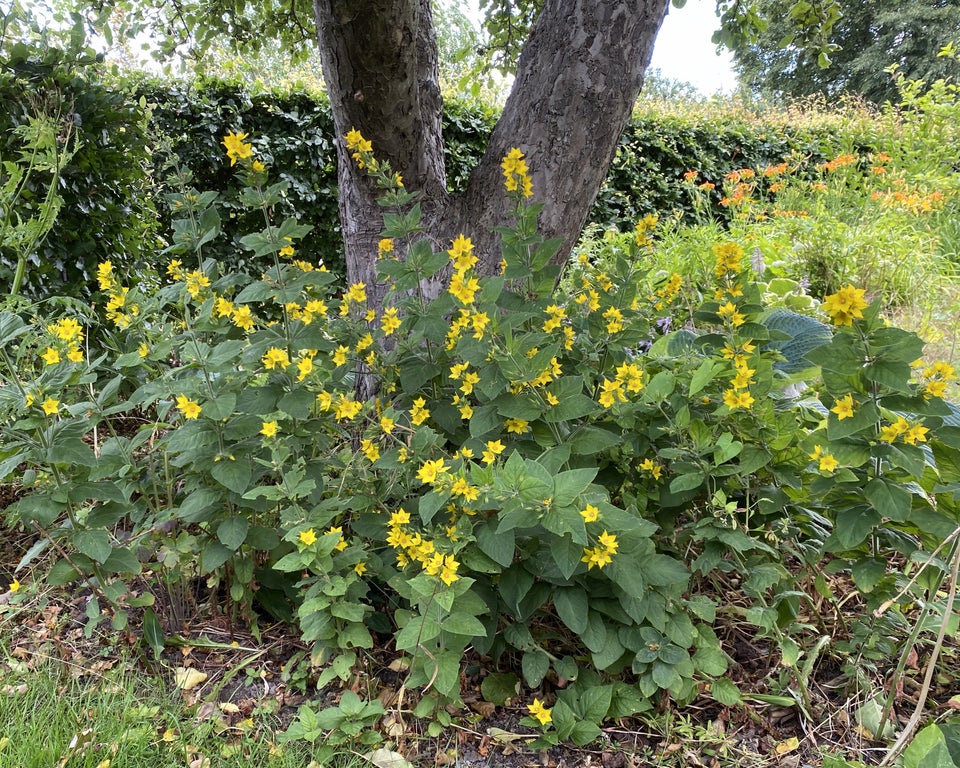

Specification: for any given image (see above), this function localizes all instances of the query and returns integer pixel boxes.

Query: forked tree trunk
[314,0,671,305]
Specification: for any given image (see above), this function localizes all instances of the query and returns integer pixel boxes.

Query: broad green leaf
[211,456,251,494]
[864,477,912,522]
[554,587,589,633]
[73,530,112,564]
[522,648,549,687]
[217,516,250,550]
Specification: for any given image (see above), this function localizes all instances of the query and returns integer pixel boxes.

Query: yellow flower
[222,131,254,165]
[597,530,619,553]
[49,317,83,342]
[346,282,367,304]
[903,423,929,446]
[8,578,21,593]
[527,698,552,726]
[66,347,84,363]
[41,397,60,416]
[639,458,662,479]
[381,307,402,335]
[831,394,856,420]
[438,554,460,585]
[262,347,290,370]
[411,397,430,426]
[451,477,479,502]
[504,418,530,434]
[361,439,381,463]
[176,395,202,420]
[722,388,754,410]
[817,452,839,472]
[717,301,745,327]
[380,415,395,434]
[184,270,211,298]
[389,508,410,528]
[298,528,317,547]
[822,285,868,326]
[41,347,61,365]
[603,306,624,334]
[460,371,480,396]
[260,421,278,438]
[417,458,449,485]
[297,356,314,382]
[879,416,910,443]
[581,545,613,570]
[580,504,599,523]
[333,345,350,367]
[232,305,256,331]
[334,396,362,421]
[378,238,394,258]
[317,391,333,411]
[448,234,477,271]
[482,440,505,465]
[449,272,480,305]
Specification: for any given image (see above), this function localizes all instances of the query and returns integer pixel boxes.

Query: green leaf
[211,457,251,494]
[217,515,250,550]
[480,672,519,705]
[554,587,589,634]
[903,724,957,768]
[442,612,486,636]
[522,649,550,687]
[550,534,585,579]
[710,678,742,705]
[142,607,165,660]
[200,542,233,574]
[825,506,881,551]
[476,523,515,567]
[864,477,912,522]
[570,426,621,455]
[688,359,717,396]
[552,468,598,507]
[73,530,112,564]
[669,471,705,494]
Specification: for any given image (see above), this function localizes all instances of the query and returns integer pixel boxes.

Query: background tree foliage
[730,0,960,103]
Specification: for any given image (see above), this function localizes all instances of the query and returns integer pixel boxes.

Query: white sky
[649,1,739,94]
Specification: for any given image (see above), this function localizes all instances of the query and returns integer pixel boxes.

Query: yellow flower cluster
[598,362,644,408]
[42,317,85,365]
[385,508,459,584]
[915,360,955,399]
[713,241,744,279]
[448,234,481,306]
[822,285,868,326]
[878,416,928,445]
[345,128,375,171]
[501,147,533,198]
[97,261,139,329]
[809,444,838,473]
[445,308,490,349]
[222,131,254,166]
[527,698,552,726]
[634,214,658,248]
[581,530,618,570]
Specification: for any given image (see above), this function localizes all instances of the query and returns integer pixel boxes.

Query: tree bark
[314,0,671,294]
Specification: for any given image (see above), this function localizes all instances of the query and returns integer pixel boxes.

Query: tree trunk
[314,0,671,292]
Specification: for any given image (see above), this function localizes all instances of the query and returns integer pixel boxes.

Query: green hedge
[0,47,157,300]
[2,62,850,295]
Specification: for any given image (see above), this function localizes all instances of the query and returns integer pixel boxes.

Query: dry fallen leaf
[774,736,800,755]
[173,667,208,691]
[362,747,415,768]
